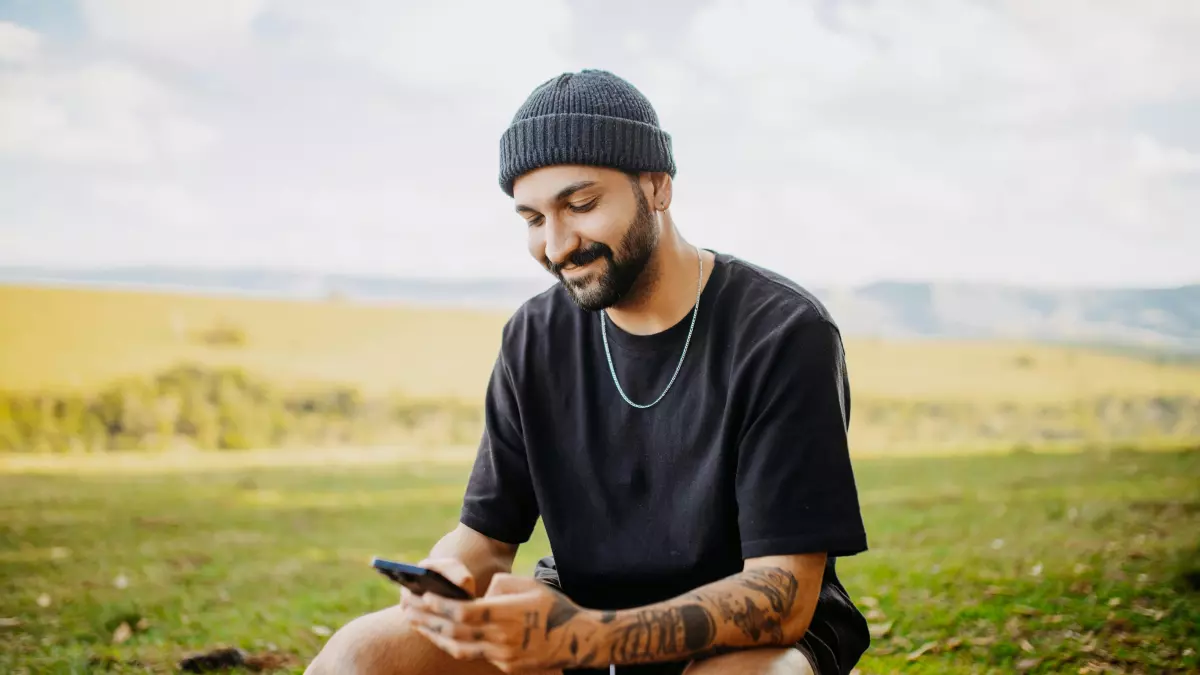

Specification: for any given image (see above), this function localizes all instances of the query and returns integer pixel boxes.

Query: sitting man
[306,69,871,675]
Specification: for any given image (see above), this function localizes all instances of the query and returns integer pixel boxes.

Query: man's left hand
[408,572,592,674]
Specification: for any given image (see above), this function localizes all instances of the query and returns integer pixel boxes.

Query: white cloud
[686,0,1200,128]
[0,21,40,64]
[0,27,218,166]
[2,1,1197,288]
[266,0,578,102]
[159,116,221,157]
[91,180,214,230]
[1133,134,1200,176]
[0,64,154,163]
[657,0,1200,286]
[80,0,265,61]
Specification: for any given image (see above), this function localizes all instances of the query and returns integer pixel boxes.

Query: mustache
[547,243,613,276]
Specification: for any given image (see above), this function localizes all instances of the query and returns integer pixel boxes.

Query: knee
[305,605,426,675]
[684,647,814,675]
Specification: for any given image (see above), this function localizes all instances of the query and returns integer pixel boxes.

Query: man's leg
[682,648,816,675]
[304,604,563,675]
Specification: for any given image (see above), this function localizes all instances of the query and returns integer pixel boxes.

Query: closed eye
[568,198,598,213]
[525,214,544,227]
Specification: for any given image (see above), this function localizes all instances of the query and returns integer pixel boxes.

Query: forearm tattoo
[545,566,803,667]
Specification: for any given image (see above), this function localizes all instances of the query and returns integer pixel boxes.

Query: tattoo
[600,566,802,665]
[705,567,800,643]
[713,595,777,642]
[609,604,713,662]
[522,611,538,649]
[546,592,581,634]
[740,567,799,615]
[679,604,717,651]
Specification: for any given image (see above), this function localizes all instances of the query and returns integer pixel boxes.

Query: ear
[649,172,673,211]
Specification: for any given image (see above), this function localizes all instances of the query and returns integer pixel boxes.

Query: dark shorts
[534,557,826,675]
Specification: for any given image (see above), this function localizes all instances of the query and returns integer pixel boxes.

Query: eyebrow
[514,180,598,214]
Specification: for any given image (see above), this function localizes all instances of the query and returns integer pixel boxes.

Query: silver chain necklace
[600,246,703,409]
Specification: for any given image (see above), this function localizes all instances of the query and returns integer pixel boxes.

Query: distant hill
[820,281,1200,353]
[2,265,1198,353]
[0,265,553,309]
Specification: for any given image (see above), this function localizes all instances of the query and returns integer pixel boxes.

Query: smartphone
[371,557,472,600]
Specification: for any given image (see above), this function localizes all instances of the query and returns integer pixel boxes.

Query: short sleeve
[736,319,868,559]
[459,349,539,545]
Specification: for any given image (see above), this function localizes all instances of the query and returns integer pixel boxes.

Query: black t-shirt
[460,251,870,674]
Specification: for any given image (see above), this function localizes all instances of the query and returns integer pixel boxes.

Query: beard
[547,183,658,312]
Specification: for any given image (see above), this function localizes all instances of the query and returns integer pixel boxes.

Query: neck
[604,215,715,335]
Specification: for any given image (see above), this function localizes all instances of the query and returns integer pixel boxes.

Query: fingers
[398,586,418,610]
[410,593,466,622]
[418,557,477,597]
[415,625,518,663]
[415,588,539,624]
[485,572,542,597]
[409,611,500,642]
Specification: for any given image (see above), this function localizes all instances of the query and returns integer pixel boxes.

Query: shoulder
[714,252,841,341]
[714,255,850,417]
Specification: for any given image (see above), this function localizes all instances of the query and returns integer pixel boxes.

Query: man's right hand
[399,557,477,610]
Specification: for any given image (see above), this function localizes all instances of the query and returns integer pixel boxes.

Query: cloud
[685,0,1200,129]
[1,1,1197,287]
[0,24,218,165]
[264,0,578,101]
[0,21,40,64]
[1133,134,1200,176]
[645,0,1200,287]
[91,180,213,230]
[79,0,265,62]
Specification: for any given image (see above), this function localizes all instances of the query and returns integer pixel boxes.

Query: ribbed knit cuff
[499,113,676,196]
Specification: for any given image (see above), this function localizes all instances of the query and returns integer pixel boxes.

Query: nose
[542,216,580,268]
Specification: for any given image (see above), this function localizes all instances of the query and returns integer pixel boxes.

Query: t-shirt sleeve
[459,348,539,545]
[736,318,868,559]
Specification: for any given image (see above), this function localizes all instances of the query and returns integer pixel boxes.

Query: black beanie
[498,69,677,196]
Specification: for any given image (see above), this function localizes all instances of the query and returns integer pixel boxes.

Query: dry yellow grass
[2,284,1198,403]
[843,337,1200,402]
[0,285,507,399]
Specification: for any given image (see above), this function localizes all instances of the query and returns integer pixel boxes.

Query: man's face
[513,165,658,311]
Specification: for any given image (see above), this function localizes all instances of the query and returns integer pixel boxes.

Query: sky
[0,0,1198,289]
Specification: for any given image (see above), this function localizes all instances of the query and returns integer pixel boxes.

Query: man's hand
[408,573,596,673]
[399,557,477,611]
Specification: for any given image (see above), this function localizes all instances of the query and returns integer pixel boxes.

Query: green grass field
[2,448,1198,674]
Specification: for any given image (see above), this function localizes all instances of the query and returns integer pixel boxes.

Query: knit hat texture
[498,69,676,196]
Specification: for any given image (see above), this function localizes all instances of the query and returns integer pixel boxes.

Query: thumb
[484,572,542,597]
[418,557,476,597]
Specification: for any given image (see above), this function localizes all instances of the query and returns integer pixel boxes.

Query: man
[306,69,870,675]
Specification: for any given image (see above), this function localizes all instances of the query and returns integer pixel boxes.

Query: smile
[562,260,599,275]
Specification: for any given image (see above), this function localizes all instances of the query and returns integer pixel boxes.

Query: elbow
[779,607,816,645]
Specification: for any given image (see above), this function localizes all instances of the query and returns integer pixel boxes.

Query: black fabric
[498,69,676,196]
[460,251,869,674]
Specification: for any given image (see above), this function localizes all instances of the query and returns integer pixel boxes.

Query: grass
[0,285,509,400]
[2,448,1198,674]
[5,284,1200,454]
[4,284,1200,403]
